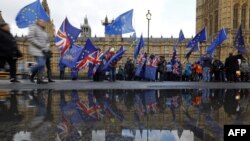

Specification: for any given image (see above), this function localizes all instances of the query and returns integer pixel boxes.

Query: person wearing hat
[28,19,50,84]
[0,22,22,82]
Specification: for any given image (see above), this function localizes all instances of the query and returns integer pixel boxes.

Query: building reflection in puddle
[0,89,249,141]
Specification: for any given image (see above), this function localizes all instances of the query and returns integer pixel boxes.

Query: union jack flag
[56,118,81,141]
[76,39,98,70]
[88,50,103,77]
[76,98,103,121]
[55,29,71,56]
[76,51,101,70]
[55,18,81,56]
[137,52,146,64]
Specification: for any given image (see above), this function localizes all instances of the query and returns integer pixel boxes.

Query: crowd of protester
[103,53,249,82]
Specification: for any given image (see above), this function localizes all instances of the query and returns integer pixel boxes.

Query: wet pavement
[0,89,249,141]
[0,80,249,90]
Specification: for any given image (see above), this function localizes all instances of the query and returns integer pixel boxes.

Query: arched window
[214,11,219,33]
[233,4,239,29]
[241,4,247,29]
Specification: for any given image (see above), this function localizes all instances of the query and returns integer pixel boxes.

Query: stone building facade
[1,0,249,77]
[196,0,250,59]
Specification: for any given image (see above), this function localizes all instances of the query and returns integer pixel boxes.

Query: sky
[0,0,196,38]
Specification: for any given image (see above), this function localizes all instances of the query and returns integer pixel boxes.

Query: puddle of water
[0,89,249,141]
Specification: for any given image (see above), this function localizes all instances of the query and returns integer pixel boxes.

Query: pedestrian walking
[28,19,50,84]
[0,22,22,82]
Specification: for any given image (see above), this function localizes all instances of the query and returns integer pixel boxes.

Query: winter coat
[0,28,22,58]
[225,55,239,72]
[202,56,212,68]
[240,62,249,73]
[27,24,49,57]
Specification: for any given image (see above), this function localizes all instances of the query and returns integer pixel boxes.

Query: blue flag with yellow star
[234,25,247,55]
[178,29,185,43]
[61,44,84,68]
[207,28,227,55]
[187,27,207,48]
[15,0,50,28]
[105,9,135,35]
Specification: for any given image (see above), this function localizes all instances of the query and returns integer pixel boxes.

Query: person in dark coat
[158,56,166,81]
[225,53,239,82]
[124,57,135,81]
[212,59,224,81]
[0,22,22,82]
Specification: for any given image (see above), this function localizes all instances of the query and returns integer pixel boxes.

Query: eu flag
[134,35,144,59]
[105,9,135,35]
[145,57,159,80]
[55,18,81,55]
[82,38,98,58]
[178,29,185,43]
[61,44,83,68]
[185,44,199,60]
[15,0,50,28]
[234,25,247,55]
[102,47,126,72]
[187,27,207,48]
[207,28,227,55]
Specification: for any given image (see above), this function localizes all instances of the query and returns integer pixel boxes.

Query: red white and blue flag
[55,18,81,56]
[76,39,98,70]
[56,118,81,141]
[88,50,103,78]
[145,57,159,80]
[135,52,147,77]
[76,94,103,121]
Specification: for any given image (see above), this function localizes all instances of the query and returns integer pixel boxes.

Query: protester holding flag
[28,19,50,84]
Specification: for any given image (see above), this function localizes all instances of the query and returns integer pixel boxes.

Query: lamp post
[146,10,151,54]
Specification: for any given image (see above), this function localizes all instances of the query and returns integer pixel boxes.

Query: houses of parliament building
[0,0,249,76]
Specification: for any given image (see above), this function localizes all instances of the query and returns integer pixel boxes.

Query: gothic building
[42,0,55,37]
[80,16,91,37]
[0,0,249,77]
[196,0,250,59]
